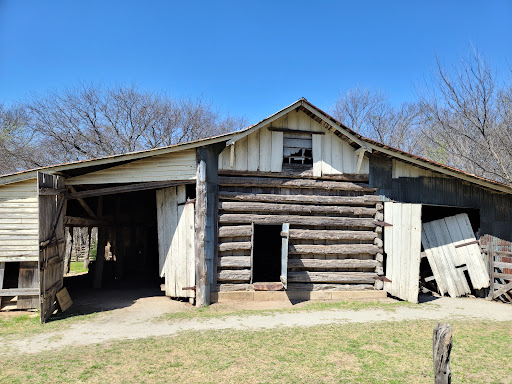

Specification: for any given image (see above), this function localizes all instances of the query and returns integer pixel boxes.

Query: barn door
[156,185,195,298]
[383,202,422,303]
[38,172,66,322]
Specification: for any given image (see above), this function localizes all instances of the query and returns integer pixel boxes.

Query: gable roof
[1,98,511,194]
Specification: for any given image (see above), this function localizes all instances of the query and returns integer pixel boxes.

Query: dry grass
[1,319,511,383]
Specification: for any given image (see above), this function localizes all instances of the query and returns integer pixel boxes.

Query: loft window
[282,132,313,167]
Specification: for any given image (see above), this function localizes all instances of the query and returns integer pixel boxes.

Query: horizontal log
[288,271,377,284]
[217,270,251,282]
[494,261,512,269]
[218,176,375,192]
[218,225,252,238]
[215,284,253,292]
[288,258,380,269]
[218,169,369,182]
[219,214,377,228]
[288,229,376,241]
[286,283,376,291]
[495,250,512,256]
[219,202,377,217]
[0,288,39,296]
[218,242,252,252]
[218,256,251,268]
[289,244,381,255]
[219,191,381,206]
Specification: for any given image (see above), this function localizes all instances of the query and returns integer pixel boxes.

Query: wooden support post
[195,143,223,307]
[487,241,495,300]
[433,323,452,384]
[64,227,72,274]
[93,196,105,289]
[83,227,92,270]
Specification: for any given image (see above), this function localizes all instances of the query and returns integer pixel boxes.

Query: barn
[1,98,511,322]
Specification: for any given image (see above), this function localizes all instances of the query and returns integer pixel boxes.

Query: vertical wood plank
[400,204,412,301]
[342,141,355,173]
[383,202,394,294]
[331,135,343,174]
[312,134,322,177]
[270,131,283,172]
[247,131,260,171]
[408,204,422,303]
[0,262,5,289]
[259,127,272,172]
[391,202,402,298]
[235,136,248,171]
[281,223,289,289]
[321,132,333,175]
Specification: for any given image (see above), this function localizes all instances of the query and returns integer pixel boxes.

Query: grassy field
[68,261,88,274]
[1,319,511,383]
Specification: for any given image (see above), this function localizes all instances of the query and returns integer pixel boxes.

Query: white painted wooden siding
[218,110,369,174]
[67,149,197,185]
[422,213,489,297]
[156,185,195,298]
[392,160,444,179]
[384,202,422,303]
[0,179,39,261]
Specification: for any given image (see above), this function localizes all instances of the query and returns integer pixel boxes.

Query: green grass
[0,311,98,338]
[160,300,420,322]
[69,261,88,274]
[1,320,511,383]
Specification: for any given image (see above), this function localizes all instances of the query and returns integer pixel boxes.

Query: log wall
[216,172,383,292]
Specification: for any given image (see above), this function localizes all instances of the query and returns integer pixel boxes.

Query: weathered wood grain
[219,214,378,227]
[218,242,252,252]
[288,258,380,269]
[219,191,380,205]
[217,269,251,282]
[218,225,252,238]
[288,271,377,284]
[218,176,375,191]
[288,229,376,241]
[219,202,378,216]
[218,256,251,268]
[288,244,381,255]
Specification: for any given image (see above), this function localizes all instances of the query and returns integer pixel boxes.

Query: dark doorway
[252,224,282,282]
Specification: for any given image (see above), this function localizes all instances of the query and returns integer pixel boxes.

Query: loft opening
[282,132,313,169]
[252,224,282,283]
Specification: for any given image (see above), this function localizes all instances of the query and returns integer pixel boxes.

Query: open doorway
[252,224,282,283]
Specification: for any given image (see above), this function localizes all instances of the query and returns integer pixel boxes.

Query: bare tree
[419,51,512,183]
[23,84,247,166]
[332,86,423,153]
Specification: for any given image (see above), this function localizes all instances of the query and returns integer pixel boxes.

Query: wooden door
[38,172,66,322]
[156,185,195,298]
[384,202,422,303]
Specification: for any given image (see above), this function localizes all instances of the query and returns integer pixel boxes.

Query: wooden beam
[286,283,375,291]
[64,216,111,227]
[66,180,195,200]
[288,258,380,269]
[219,191,381,206]
[0,288,39,296]
[218,256,251,268]
[218,176,375,192]
[219,169,369,182]
[267,127,325,135]
[217,269,251,282]
[288,271,377,284]
[289,244,381,255]
[38,187,66,196]
[219,213,378,228]
[68,186,97,218]
[218,242,252,252]
[492,281,512,299]
[219,201,377,217]
[218,225,252,238]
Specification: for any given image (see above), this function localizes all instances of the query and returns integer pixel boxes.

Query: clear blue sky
[1,1,511,124]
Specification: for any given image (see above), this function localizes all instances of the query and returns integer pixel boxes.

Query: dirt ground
[1,287,511,356]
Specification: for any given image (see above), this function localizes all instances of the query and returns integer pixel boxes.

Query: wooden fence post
[433,323,452,384]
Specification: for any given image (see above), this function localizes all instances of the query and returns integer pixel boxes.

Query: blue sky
[0,1,511,123]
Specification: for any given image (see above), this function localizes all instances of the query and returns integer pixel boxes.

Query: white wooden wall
[384,202,422,303]
[156,185,195,298]
[67,149,197,185]
[218,110,369,175]
[0,179,39,262]
[392,160,443,179]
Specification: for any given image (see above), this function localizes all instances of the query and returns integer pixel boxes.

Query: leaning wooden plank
[218,176,375,192]
[421,231,447,296]
[288,258,380,269]
[217,270,251,282]
[288,244,381,255]
[218,225,252,238]
[219,214,377,227]
[219,191,381,205]
[286,283,375,291]
[219,202,378,217]
[288,229,377,241]
[218,256,251,268]
[218,242,252,252]
[453,214,489,289]
[288,271,378,284]
[492,281,512,300]
[493,273,512,280]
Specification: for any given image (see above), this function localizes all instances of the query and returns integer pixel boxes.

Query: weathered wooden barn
[1,98,511,322]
